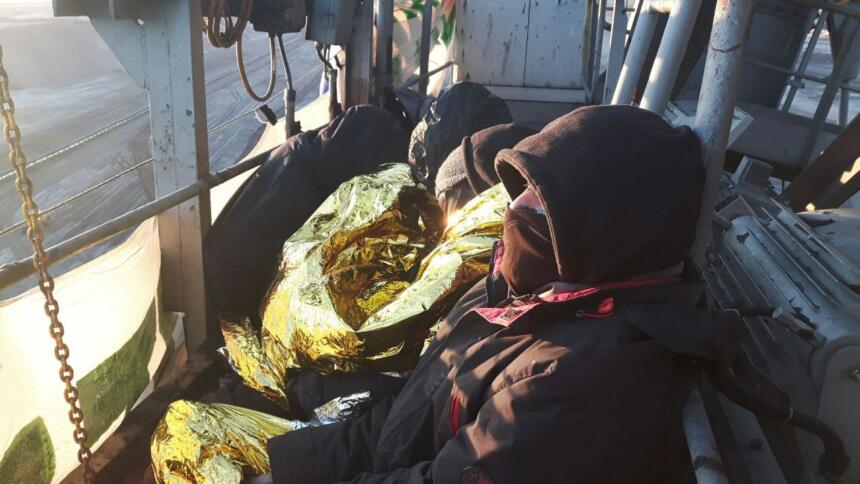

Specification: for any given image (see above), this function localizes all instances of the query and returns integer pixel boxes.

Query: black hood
[408,81,512,189]
[495,105,704,284]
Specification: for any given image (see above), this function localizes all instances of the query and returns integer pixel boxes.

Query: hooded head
[435,123,537,217]
[495,105,704,292]
[408,81,512,190]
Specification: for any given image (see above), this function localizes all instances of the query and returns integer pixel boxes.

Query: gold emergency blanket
[222,164,510,409]
[151,393,371,484]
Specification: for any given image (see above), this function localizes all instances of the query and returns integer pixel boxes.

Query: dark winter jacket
[267,105,742,484]
[204,106,410,314]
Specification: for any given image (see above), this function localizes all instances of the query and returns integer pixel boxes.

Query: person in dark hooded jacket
[262,105,744,484]
[435,123,536,217]
[408,82,513,192]
[204,105,410,316]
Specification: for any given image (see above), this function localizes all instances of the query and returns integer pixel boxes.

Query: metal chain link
[0,43,94,482]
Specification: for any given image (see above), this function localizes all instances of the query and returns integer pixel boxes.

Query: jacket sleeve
[338,358,683,484]
[268,396,395,484]
[285,371,406,420]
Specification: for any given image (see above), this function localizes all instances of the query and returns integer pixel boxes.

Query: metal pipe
[603,0,629,102]
[798,18,860,164]
[591,0,609,101]
[793,0,860,21]
[783,10,829,112]
[690,0,756,265]
[400,61,454,89]
[640,0,703,115]
[839,87,850,126]
[744,57,860,94]
[646,0,676,14]
[683,387,731,484]
[611,7,661,104]
[374,0,394,98]
[0,153,270,290]
[624,0,645,54]
[418,0,433,95]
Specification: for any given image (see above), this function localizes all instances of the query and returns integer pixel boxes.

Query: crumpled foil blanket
[222,164,510,410]
[151,392,371,483]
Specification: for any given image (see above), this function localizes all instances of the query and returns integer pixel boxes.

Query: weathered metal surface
[729,102,841,177]
[344,0,373,108]
[525,0,589,90]
[455,0,588,102]
[140,0,213,350]
[691,0,757,265]
[707,203,860,479]
[683,387,731,484]
[455,0,529,87]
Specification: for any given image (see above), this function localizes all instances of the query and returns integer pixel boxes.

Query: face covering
[500,207,559,295]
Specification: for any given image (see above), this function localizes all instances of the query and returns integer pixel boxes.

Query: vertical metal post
[345,0,374,108]
[591,0,609,101]
[374,0,394,98]
[798,18,860,164]
[625,0,645,54]
[603,0,628,102]
[141,0,212,349]
[418,0,433,95]
[839,87,850,126]
[611,7,660,104]
[782,10,828,112]
[683,388,731,484]
[639,0,702,115]
[691,0,755,265]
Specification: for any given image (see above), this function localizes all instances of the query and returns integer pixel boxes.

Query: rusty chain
[0,43,94,482]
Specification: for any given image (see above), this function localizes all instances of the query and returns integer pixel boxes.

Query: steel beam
[591,0,609,101]
[798,18,860,164]
[418,0,433,95]
[783,10,829,112]
[611,7,660,104]
[793,0,860,21]
[345,0,374,108]
[691,0,756,265]
[640,0,703,115]
[137,0,213,350]
[684,387,730,484]
[373,0,394,98]
[603,0,629,102]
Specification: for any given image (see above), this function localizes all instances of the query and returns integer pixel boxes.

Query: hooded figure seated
[256,105,743,484]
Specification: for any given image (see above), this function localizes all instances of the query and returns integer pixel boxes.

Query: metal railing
[0,64,323,291]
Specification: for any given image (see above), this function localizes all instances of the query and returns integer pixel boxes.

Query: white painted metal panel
[523,0,588,89]
[454,0,530,86]
[486,85,585,103]
[141,0,212,349]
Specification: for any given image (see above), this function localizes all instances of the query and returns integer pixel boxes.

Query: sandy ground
[0,3,321,297]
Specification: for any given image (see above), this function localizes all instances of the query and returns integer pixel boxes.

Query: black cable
[725,306,777,318]
[276,34,294,90]
[708,365,850,479]
[277,34,298,137]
